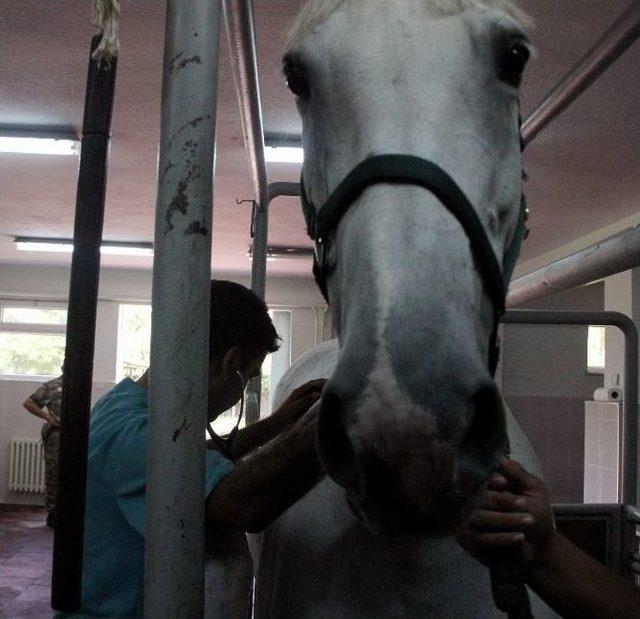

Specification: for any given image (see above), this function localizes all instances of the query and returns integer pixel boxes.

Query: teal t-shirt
[61,378,234,618]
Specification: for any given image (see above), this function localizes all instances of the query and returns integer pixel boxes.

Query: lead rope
[489,112,534,619]
[490,552,534,619]
[92,0,121,67]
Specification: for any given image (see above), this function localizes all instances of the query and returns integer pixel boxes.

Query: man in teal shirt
[66,281,325,617]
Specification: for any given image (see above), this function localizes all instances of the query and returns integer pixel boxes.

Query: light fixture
[14,237,154,257]
[247,245,314,261]
[264,135,303,164]
[264,146,304,164]
[0,134,80,156]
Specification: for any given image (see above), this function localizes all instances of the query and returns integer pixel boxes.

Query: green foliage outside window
[0,332,66,376]
[117,305,152,381]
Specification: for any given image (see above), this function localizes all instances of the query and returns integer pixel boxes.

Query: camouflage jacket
[30,375,63,418]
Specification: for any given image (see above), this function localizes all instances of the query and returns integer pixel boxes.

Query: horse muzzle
[317,381,508,535]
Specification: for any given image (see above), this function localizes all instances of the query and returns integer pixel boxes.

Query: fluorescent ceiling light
[15,240,73,253]
[264,145,304,164]
[248,245,314,261]
[14,238,153,257]
[100,244,154,257]
[0,136,80,156]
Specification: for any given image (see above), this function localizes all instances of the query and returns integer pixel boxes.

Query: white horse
[246,0,560,617]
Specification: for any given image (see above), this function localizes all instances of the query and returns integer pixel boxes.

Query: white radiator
[8,437,45,493]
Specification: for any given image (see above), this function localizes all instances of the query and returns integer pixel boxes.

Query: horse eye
[499,41,530,88]
[283,57,310,99]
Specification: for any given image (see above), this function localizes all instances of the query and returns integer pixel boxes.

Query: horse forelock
[286,0,530,49]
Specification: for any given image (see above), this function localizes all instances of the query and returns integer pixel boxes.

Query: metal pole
[507,225,640,308]
[51,35,116,613]
[522,1,640,144]
[503,310,638,506]
[145,1,221,616]
[224,0,269,423]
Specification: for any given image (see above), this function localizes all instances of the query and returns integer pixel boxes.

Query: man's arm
[206,404,323,533]
[224,379,325,459]
[23,396,58,425]
[528,529,640,619]
[458,458,640,619]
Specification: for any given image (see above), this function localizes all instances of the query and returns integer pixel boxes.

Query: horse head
[285,0,532,534]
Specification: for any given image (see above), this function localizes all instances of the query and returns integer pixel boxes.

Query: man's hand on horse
[457,457,555,568]
[272,379,326,426]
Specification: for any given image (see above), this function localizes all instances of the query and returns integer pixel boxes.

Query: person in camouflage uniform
[23,373,63,527]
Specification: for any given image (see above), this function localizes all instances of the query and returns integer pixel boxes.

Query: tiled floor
[0,505,54,618]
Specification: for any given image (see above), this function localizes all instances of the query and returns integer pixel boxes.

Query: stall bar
[51,35,117,612]
[144,1,222,617]
[224,0,270,423]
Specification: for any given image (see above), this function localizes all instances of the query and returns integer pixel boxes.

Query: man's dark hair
[209,280,279,363]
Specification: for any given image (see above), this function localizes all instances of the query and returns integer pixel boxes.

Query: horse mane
[286,0,530,49]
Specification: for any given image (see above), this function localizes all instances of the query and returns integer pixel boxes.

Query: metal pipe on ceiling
[503,309,638,506]
[51,34,117,613]
[144,1,221,616]
[507,225,640,308]
[224,0,270,424]
[522,0,640,144]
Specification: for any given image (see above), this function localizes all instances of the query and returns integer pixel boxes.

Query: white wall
[0,264,328,505]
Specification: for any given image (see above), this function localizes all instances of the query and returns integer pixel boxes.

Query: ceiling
[1,0,639,278]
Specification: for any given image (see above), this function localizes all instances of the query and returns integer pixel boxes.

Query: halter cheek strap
[300,154,528,375]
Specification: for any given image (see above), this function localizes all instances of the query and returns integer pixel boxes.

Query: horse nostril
[317,389,364,492]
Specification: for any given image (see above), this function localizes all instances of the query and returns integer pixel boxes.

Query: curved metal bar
[503,310,638,506]
[224,0,271,424]
[223,0,269,295]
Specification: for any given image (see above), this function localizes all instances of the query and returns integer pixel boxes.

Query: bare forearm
[207,423,323,532]
[227,411,293,459]
[23,398,47,421]
[528,532,640,619]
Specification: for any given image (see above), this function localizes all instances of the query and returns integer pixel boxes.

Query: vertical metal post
[503,310,638,506]
[51,35,116,612]
[245,201,269,422]
[145,1,221,617]
[224,0,269,423]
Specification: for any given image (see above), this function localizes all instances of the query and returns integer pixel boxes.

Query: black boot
[46,512,55,528]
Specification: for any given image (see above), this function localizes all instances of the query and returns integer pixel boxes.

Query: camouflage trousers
[41,425,59,514]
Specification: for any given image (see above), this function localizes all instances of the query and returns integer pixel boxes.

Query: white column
[604,268,640,390]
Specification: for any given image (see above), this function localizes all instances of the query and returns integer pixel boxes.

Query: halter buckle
[314,237,325,267]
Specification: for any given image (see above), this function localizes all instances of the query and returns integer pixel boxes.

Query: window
[265,310,292,413]
[0,302,67,377]
[116,304,152,381]
[587,325,605,373]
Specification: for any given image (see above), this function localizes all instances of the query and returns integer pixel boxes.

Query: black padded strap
[302,154,506,314]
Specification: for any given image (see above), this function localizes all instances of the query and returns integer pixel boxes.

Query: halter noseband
[300,152,528,375]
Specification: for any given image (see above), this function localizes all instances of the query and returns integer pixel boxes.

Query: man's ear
[220,346,243,378]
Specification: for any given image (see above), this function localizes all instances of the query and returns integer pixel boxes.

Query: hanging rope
[92,0,121,67]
